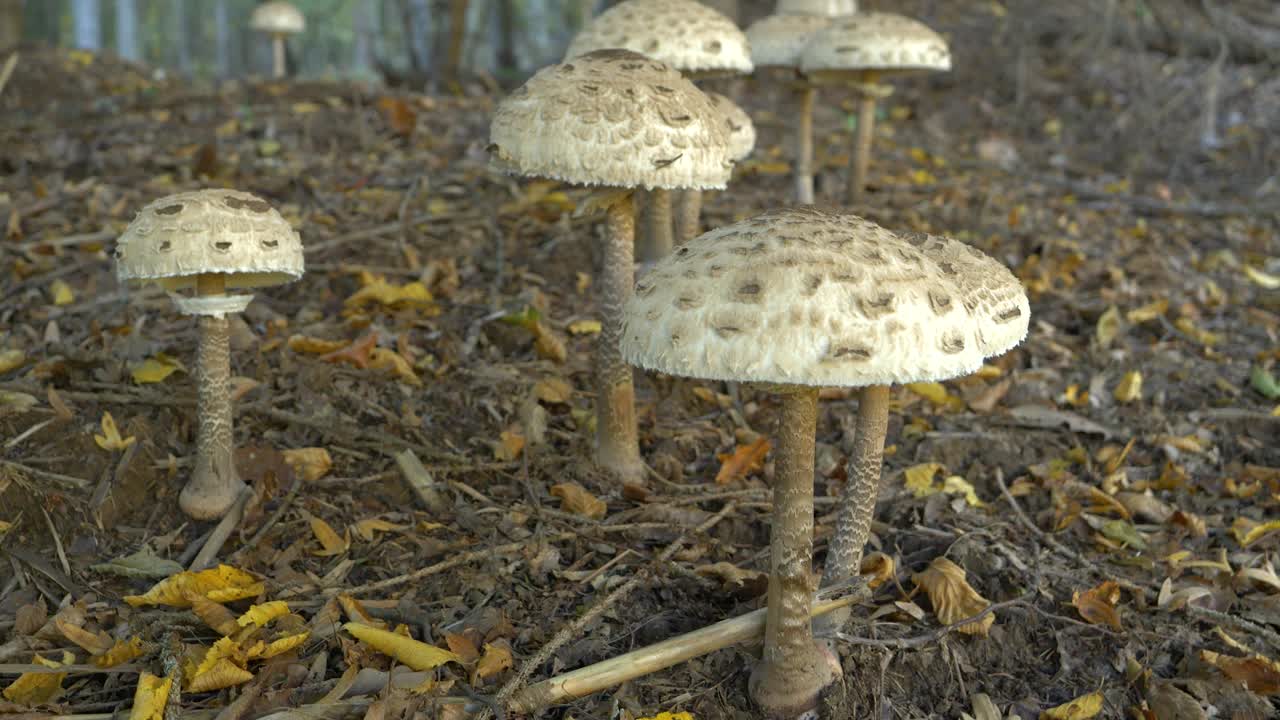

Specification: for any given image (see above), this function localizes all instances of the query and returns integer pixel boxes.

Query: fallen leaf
[1199,650,1280,694]
[1096,305,1122,348]
[0,348,25,374]
[1,651,73,705]
[282,447,333,482]
[55,618,114,654]
[237,601,290,628]
[1039,691,1104,719]
[903,464,984,507]
[91,548,185,579]
[367,347,422,386]
[906,382,963,410]
[444,632,481,665]
[190,596,239,636]
[1114,371,1142,403]
[94,411,136,451]
[636,712,695,720]
[308,514,350,556]
[287,335,348,355]
[1071,581,1123,631]
[549,482,607,519]
[127,672,172,720]
[911,557,994,636]
[186,657,252,693]
[860,552,896,589]
[376,97,417,136]
[494,429,525,461]
[567,319,601,335]
[344,622,460,671]
[472,641,513,684]
[533,378,573,404]
[1233,518,1280,547]
[1243,265,1280,289]
[353,518,410,542]
[714,437,770,485]
[124,565,263,607]
[49,279,74,306]
[131,354,186,384]
[1251,366,1280,400]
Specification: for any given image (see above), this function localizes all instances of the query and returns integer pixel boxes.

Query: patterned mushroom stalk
[621,207,1028,717]
[250,1,306,79]
[116,190,304,519]
[489,49,731,485]
[745,13,837,204]
[565,0,752,262]
[675,93,757,245]
[799,13,952,204]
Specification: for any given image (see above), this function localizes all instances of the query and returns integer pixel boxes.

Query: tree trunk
[71,0,102,51]
[406,0,432,73]
[214,0,230,76]
[445,0,470,88]
[353,1,381,75]
[496,0,518,78]
[170,0,190,74]
[115,0,140,61]
[0,0,23,50]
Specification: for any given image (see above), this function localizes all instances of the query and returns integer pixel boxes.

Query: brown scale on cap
[566,0,753,76]
[622,206,1030,387]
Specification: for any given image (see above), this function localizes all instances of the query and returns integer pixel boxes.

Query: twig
[488,503,739,718]
[837,591,1033,650]
[188,487,257,571]
[338,533,575,596]
[0,52,18,100]
[228,482,301,564]
[0,459,90,489]
[506,579,871,714]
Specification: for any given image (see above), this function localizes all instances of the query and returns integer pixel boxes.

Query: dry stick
[485,503,740,718]
[0,52,18,100]
[339,533,575,596]
[227,481,301,564]
[0,459,90,489]
[507,584,868,714]
[188,486,256,571]
[994,471,1280,653]
[838,590,1034,650]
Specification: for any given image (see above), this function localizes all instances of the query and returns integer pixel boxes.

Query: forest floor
[2,5,1280,719]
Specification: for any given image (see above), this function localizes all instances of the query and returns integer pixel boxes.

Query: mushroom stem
[814,383,890,643]
[673,189,703,246]
[181,273,247,520]
[795,84,816,204]
[750,385,833,717]
[637,187,673,263]
[271,33,286,79]
[596,194,645,484]
[845,86,878,204]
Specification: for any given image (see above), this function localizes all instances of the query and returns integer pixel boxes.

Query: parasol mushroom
[489,49,731,485]
[800,12,951,204]
[674,91,757,244]
[565,0,752,261]
[115,189,304,519]
[250,1,306,79]
[621,206,1028,716]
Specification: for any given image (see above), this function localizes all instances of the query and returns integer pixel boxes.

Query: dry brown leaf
[714,436,770,485]
[287,335,347,355]
[282,447,333,482]
[494,429,525,461]
[55,618,114,655]
[1071,581,1123,631]
[444,632,481,665]
[549,482,606,519]
[353,518,410,542]
[1199,650,1280,695]
[860,552,896,589]
[911,557,994,636]
[533,378,573,404]
[307,514,350,557]
[376,97,417,136]
[472,640,513,684]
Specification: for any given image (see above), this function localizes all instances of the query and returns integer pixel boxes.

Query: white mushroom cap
[707,92,756,161]
[801,12,951,76]
[116,189,304,291]
[566,0,753,75]
[250,2,306,35]
[777,0,857,16]
[489,49,733,191]
[745,14,831,68]
[621,207,1030,387]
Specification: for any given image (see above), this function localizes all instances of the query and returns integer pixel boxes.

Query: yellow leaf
[0,348,25,374]
[1174,317,1220,346]
[353,518,410,542]
[245,631,309,659]
[1071,581,1123,631]
[550,482,607,519]
[50,279,74,306]
[237,601,290,628]
[533,378,573,404]
[567,319,602,335]
[637,714,695,720]
[1199,650,1280,694]
[1114,371,1142,404]
[715,437,771,485]
[1,651,73,705]
[343,622,460,671]
[282,447,332,482]
[367,347,422,386]
[1234,518,1280,547]
[1243,265,1280,289]
[55,618,114,654]
[494,429,525,461]
[131,354,186,384]
[94,411,136,451]
[128,672,173,720]
[287,335,348,355]
[907,382,954,406]
[308,515,350,556]
[94,637,145,668]
[344,274,437,312]
[1096,306,1121,348]
[186,657,253,693]
[472,641,514,683]
[911,557,994,636]
[941,475,986,508]
[1126,298,1168,323]
[904,463,945,498]
[1039,691,1104,719]
[124,565,262,608]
